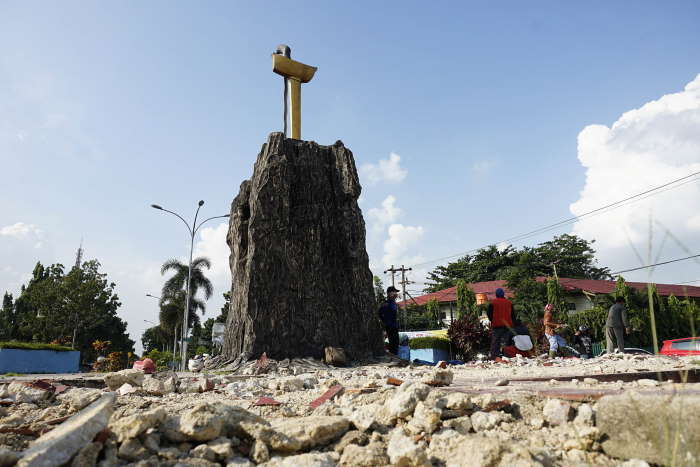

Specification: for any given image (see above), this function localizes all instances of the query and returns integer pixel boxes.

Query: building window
[566,302,577,311]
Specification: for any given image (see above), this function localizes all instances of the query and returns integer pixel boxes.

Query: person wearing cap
[487,288,515,359]
[378,286,400,355]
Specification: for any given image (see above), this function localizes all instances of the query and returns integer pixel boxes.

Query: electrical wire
[609,254,700,275]
[409,170,700,269]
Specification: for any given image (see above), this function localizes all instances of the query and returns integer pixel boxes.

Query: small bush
[448,314,490,361]
[0,341,73,352]
[146,349,175,371]
[409,337,450,351]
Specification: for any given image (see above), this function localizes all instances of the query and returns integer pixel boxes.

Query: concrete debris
[17,393,114,467]
[0,353,696,466]
[103,369,144,391]
[56,388,102,411]
[542,398,572,426]
[324,347,348,367]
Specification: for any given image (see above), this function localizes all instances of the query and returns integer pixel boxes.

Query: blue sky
[2,1,699,352]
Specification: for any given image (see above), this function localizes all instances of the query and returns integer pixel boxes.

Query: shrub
[146,349,175,371]
[409,337,450,351]
[448,314,490,361]
[0,341,73,352]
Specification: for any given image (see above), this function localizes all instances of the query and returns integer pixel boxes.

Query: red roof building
[401,277,700,314]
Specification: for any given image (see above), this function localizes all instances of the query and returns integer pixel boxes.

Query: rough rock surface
[222,133,383,361]
[597,392,700,465]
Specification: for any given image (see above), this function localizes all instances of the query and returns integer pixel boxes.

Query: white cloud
[382,224,425,268]
[0,222,42,239]
[360,152,407,185]
[367,195,402,232]
[570,74,700,279]
[193,222,231,303]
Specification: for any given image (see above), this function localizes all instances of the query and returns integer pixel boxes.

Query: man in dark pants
[606,296,631,353]
[378,286,400,355]
[487,288,515,360]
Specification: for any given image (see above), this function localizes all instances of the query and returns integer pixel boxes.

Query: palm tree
[159,257,212,346]
[160,256,213,312]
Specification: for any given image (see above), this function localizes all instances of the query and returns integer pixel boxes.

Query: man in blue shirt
[378,286,400,355]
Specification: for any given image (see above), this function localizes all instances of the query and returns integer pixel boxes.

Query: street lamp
[151,201,230,371]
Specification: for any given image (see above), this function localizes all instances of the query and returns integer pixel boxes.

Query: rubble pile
[0,355,698,466]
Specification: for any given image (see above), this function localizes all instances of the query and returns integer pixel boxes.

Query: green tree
[160,256,213,314]
[426,298,441,327]
[6,260,134,362]
[425,234,610,293]
[455,280,476,318]
[373,276,386,304]
[0,293,14,339]
[141,326,168,353]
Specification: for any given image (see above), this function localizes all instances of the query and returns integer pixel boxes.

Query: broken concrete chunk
[574,403,595,426]
[428,432,502,467]
[264,452,339,467]
[109,407,165,442]
[470,411,511,432]
[18,393,115,467]
[270,416,350,450]
[103,369,144,391]
[249,439,269,464]
[384,382,431,420]
[179,404,225,441]
[444,392,472,411]
[442,415,473,435]
[117,437,148,461]
[407,401,442,434]
[324,347,348,367]
[57,388,102,411]
[142,377,166,395]
[339,443,389,467]
[70,442,103,467]
[225,458,255,467]
[386,429,430,467]
[421,369,453,387]
[543,399,572,426]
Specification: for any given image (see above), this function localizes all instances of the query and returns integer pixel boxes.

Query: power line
[678,279,700,285]
[410,170,700,269]
[610,254,700,275]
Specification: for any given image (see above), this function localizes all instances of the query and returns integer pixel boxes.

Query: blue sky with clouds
[2,1,700,352]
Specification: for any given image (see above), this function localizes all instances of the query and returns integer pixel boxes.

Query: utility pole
[384,265,412,330]
[384,265,397,288]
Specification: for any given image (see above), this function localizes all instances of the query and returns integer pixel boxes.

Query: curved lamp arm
[151,204,193,236]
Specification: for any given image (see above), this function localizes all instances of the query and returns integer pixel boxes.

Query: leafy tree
[425,234,610,293]
[0,293,14,339]
[373,276,386,304]
[546,277,565,319]
[160,257,213,313]
[455,280,476,318]
[5,260,134,363]
[425,298,441,327]
[141,326,169,353]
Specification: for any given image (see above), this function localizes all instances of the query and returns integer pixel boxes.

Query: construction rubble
[0,354,699,467]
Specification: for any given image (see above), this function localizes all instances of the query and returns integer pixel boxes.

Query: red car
[660,337,700,356]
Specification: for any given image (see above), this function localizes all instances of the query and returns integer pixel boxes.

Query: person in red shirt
[487,288,515,359]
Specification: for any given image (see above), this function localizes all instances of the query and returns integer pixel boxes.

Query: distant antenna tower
[74,238,84,269]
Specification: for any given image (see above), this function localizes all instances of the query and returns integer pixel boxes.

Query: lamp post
[151,201,230,371]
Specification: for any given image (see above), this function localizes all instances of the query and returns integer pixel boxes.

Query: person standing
[487,288,514,359]
[543,304,567,358]
[378,286,400,355]
[606,296,631,353]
